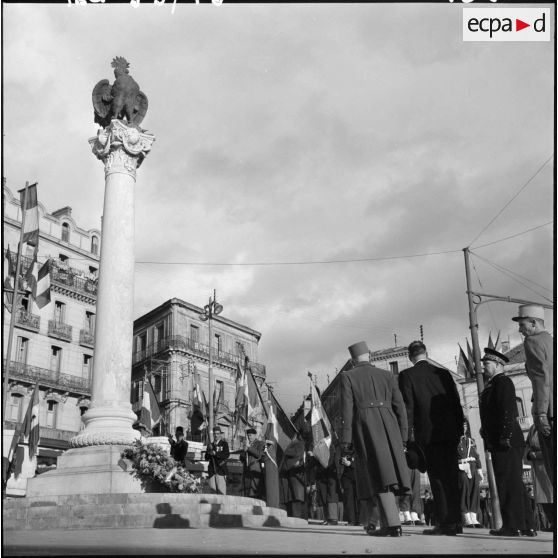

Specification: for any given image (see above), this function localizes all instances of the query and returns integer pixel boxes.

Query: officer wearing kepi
[479,347,535,537]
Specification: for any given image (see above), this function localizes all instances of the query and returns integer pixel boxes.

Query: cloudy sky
[3,2,554,414]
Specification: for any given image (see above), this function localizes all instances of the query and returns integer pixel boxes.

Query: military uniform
[479,370,532,533]
[240,439,265,498]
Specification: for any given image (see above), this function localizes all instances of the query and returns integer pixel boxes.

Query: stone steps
[3,493,307,531]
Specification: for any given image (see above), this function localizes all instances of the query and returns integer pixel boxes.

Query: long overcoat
[341,362,410,498]
[280,438,306,503]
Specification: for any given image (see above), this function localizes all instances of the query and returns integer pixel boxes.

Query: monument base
[26,445,143,497]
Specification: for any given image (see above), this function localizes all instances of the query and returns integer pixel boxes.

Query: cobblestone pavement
[3,524,554,555]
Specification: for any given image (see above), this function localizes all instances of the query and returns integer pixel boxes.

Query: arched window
[91,236,99,255]
[61,223,70,242]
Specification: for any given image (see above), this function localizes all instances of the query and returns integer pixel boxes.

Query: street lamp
[199,289,223,434]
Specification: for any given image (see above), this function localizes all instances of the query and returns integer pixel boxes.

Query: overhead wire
[470,251,553,304]
[472,252,552,294]
[468,154,553,247]
[471,220,553,250]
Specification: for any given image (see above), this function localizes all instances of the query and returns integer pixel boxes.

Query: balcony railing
[5,251,98,299]
[79,328,95,347]
[15,309,40,332]
[48,320,73,342]
[3,360,91,395]
[132,335,259,371]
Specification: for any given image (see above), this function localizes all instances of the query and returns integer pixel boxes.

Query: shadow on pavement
[153,503,190,529]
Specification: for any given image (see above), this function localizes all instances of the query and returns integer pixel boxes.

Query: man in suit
[512,304,554,483]
[479,347,535,537]
[165,426,189,483]
[399,341,464,536]
[240,428,265,498]
[341,341,410,537]
[206,426,230,495]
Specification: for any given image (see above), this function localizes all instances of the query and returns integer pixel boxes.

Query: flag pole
[3,182,31,428]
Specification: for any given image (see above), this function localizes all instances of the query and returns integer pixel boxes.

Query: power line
[472,220,553,250]
[135,249,462,267]
[468,154,553,247]
[472,252,552,294]
[470,251,554,304]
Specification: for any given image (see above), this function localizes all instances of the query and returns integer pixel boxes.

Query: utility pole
[463,247,502,530]
[198,289,223,434]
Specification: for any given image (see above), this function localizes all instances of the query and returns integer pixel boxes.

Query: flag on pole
[466,338,476,377]
[309,377,333,468]
[21,383,40,459]
[457,343,474,378]
[488,332,495,350]
[262,391,298,464]
[3,246,18,311]
[235,363,249,422]
[138,375,161,434]
[24,248,51,310]
[246,367,261,419]
[19,183,39,247]
[190,370,206,433]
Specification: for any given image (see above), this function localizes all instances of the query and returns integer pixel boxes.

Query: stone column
[71,120,155,447]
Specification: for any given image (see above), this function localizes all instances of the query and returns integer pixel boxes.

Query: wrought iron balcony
[79,328,95,348]
[15,309,40,332]
[132,335,259,370]
[3,360,91,395]
[5,251,99,300]
[48,320,73,342]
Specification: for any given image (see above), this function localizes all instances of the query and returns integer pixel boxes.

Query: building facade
[131,298,267,450]
[3,182,101,493]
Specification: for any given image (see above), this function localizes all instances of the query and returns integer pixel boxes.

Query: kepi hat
[512,304,545,322]
[348,341,369,359]
[405,441,427,473]
[175,426,184,434]
[481,347,509,366]
[246,428,257,435]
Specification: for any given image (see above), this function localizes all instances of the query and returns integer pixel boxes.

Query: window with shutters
[8,393,23,422]
[61,223,70,242]
[91,236,99,255]
[51,346,62,373]
[16,337,29,365]
[54,301,66,323]
[46,400,58,428]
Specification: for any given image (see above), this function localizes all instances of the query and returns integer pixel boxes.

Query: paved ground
[3,524,554,555]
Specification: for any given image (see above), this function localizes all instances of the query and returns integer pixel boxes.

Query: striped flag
[309,378,332,468]
[466,339,476,377]
[190,370,206,433]
[21,383,40,459]
[457,343,474,378]
[25,248,51,310]
[3,246,19,311]
[263,391,297,464]
[138,376,161,434]
[19,183,39,247]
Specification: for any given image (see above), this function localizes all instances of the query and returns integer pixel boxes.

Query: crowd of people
[165,303,553,538]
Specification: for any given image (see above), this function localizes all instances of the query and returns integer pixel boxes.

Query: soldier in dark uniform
[341,341,410,537]
[479,347,535,537]
[240,428,265,498]
[206,426,230,495]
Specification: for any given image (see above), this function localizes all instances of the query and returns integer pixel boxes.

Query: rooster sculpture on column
[92,57,148,128]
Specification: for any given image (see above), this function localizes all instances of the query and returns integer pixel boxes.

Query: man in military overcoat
[240,428,265,498]
[341,341,410,537]
[512,304,554,483]
[479,347,535,537]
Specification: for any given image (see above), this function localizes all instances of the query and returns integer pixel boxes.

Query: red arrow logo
[516,19,530,32]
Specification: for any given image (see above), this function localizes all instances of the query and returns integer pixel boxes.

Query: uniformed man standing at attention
[479,347,535,537]
[240,428,265,498]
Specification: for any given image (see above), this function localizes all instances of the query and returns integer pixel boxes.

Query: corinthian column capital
[89,119,156,179]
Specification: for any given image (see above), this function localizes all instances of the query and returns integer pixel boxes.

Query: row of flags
[4,183,51,313]
[457,331,501,378]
